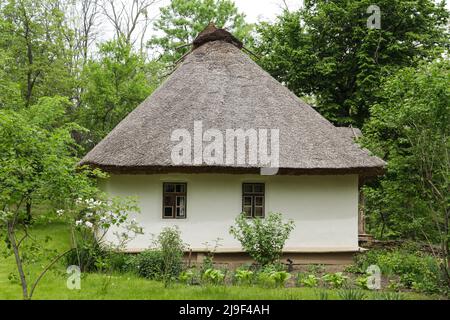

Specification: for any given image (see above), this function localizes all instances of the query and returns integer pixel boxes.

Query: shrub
[352,248,444,294]
[338,289,367,300]
[156,227,185,286]
[229,213,295,266]
[108,252,132,273]
[128,250,164,280]
[202,268,226,285]
[322,272,348,288]
[234,269,255,286]
[65,237,104,272]
[298,274,319,288]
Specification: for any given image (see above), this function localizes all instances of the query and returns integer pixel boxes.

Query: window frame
[242,183,265,218]
[162,182,187,219]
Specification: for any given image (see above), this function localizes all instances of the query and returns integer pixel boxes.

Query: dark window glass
[163,183,187,219]
[242,183,265,218]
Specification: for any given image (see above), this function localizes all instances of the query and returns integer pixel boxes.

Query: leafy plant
[257,270,291,288]
[229,213,295,266]
[179,270,195,285]
[298,274,319,288]
[270,271,291,287]
[355,275,369,290]
[202,268,226,285]
[322,272,348,289]
[234,269,254,286]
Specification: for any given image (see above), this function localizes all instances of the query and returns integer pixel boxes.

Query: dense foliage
[362,60,449,284]
[352,248,446,294]
[255,0,449,126]
[77,38,155,148]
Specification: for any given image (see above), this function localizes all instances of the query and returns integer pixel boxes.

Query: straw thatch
[80,25,385,176]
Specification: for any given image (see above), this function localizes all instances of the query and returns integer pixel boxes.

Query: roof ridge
[192,23,243,50]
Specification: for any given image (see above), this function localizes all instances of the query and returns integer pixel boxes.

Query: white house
[80,24,385,265]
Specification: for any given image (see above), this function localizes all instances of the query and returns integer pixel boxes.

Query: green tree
[255,0,449,126]
[0,96,99,299]
[78,38,155,148]
[362,60,449,285]
[0,0,75,108]
[0,49,22,109]
[149,0,253,65]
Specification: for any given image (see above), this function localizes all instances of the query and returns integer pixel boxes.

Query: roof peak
[193,23,243,50]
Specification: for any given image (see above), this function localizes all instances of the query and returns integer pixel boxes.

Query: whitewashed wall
[102,174,359,252]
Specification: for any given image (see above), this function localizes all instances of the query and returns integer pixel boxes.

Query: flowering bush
[64,195,142,272]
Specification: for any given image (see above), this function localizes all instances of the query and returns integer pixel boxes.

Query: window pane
[254,184,264,193]
[176,207,185,217]
[255,196,263,206]
[243,196,252,206]
[176,196,185,207]
[243,184,253,193]
[164,184,175,193]
[176,184,185,193]
[164,207,173,217]
[254,207,264,217]
[164,196,173,206]
[243,206,252,217]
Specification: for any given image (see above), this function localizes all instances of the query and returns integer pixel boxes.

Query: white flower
[75,220,83,226]
[57,209,64,216]
[85,212,93,218]
[85,221,93,228]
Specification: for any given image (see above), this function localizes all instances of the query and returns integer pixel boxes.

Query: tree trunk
[7,222,29,300]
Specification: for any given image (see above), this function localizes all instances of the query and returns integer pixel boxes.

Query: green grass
[0,223,436,300]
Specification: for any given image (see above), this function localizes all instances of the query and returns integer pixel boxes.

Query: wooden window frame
[162,183,187,219]
[242,183,265,218]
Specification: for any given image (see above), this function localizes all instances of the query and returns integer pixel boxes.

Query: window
[242,183,265,218]
[163,183,187,219]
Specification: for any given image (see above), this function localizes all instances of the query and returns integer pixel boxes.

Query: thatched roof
[80,25,385,176]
